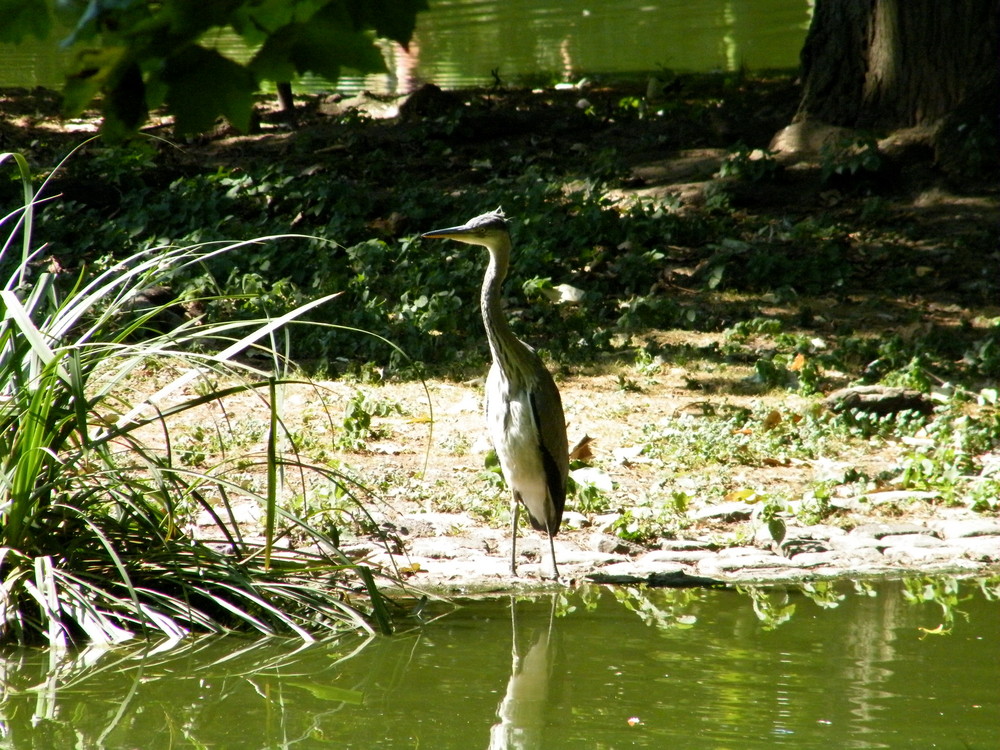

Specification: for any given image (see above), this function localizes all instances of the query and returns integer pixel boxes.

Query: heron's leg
[509,595,520,665]
[509,494,520,575]
[546,530,560,581]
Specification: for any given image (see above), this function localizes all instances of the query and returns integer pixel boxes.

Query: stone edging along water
[589,515,1000,587]
[368,508,1000,592]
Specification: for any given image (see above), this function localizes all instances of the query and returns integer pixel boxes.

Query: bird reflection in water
[488,596,558,749]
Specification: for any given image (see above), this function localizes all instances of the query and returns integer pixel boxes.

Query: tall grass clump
[0,150,396,647]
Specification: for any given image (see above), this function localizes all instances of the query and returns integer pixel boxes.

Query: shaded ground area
[2,75,999,591]
[4,75,996,307]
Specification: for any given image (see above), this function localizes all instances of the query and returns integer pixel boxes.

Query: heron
[422,209,568,579]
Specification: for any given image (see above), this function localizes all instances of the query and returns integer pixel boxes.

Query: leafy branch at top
[0,0,428,138]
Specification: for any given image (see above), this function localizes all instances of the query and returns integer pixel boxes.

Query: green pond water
[2,576,998,748]
[0,0,810,93]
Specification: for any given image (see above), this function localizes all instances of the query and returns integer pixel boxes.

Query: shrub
[0,149,397,645]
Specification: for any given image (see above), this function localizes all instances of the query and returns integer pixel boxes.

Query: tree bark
[796,0,999,131]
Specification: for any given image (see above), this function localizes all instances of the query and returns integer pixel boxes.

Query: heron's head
[421,208,510,249]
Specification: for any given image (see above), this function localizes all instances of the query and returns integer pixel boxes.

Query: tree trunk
[796,0,999,131]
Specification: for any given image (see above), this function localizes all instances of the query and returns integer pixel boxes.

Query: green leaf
[62,48,147,138]
[768,517,787,546]
[311,2,387,72]
[162,46,258,134]
[62,47,129,118]
[250,2,387,83]
[357,564,393,635]
[0,0,52,43]
[231,0,326,44]
[286,681,365,703]
[103,61,148,141]
[248,25,299,82]
[351,0,429,47]
[157,0,240,38]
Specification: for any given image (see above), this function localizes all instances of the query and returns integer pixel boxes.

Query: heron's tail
[520,493,563,537]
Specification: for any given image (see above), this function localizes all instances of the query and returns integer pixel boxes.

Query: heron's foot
[509,563,565,583]
[539,565,565,584]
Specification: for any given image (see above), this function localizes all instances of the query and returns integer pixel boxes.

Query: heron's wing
[528,379,568,524]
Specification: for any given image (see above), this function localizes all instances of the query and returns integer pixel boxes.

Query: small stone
[592,513,622,534]
[595,534,641,556]
[562,511,589,530]
[779,538,830,556]
[829,495,863,512]
[812,458,855,484]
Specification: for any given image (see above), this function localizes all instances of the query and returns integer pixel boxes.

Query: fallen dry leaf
[762,409,783,430]
[569,434,596,461]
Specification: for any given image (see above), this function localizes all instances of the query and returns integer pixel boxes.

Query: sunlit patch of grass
[638,403,861,471]
[614,381,1000,543]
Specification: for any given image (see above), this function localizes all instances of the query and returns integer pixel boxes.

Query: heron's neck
[481,237,530,380]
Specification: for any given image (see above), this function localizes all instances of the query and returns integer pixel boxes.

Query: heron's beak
[421,224,475,241]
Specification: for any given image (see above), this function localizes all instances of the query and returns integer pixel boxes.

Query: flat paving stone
[959,536,1000,562]
[557,549,623,566]
[785,551,841,567]
[930,519,1000,539]
[828,534,883,551]
[396,512,476,536]
[405,536,479,559]
[699,553,795,572]
[878,533,947,549]
[638,549,716,565]
[838,547,889,564]
[591,561,685,578]
[716,546,773,559]
[660,538,718,551]
[882,545,967,563]
[851,522,939,539]
[373,504,1000,593]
